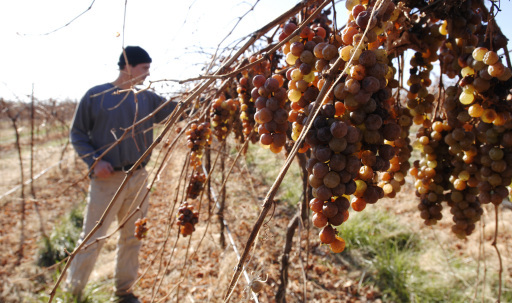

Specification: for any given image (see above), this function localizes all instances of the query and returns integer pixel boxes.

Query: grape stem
[503,45,512,70]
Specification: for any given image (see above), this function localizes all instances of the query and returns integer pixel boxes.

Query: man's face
[127,63,151,85]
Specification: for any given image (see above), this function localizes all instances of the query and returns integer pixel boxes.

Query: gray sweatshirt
[70,83,176,168]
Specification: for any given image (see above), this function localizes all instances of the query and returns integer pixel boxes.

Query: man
[66,46,176,303]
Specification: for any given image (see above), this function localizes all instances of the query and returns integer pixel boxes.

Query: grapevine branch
[184,0,323,83]
[135,141,191,294]
[225,0,387,298]
[219,142,227,248]
[48,97,189,301]
[275,213,300,303]
[205,0,262,75]
[2,101,27,264]
[49,0,306,294]
[223,7,344,297]
[69,117,191,299]
[28,0,512,302]
[18,0,96,36]
[149,233,180,302]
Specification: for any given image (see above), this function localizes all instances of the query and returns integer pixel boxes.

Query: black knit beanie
[118,46,152,69]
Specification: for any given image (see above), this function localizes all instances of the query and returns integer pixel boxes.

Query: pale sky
[1,1,512,102]
[0,0,304,101]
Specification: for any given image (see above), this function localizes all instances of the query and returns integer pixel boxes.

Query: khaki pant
[65,168,149,297]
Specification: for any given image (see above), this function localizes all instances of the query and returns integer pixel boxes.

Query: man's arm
[153,94,178,124]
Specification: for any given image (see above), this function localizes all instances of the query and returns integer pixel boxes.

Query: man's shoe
[113,293,140,303]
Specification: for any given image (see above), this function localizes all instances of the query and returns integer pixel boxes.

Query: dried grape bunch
[236,53,273,146]
[187,168,206,200]
[279,16,334,151]
[411,122,452,226]
[278,10,334,152]
[237,71,259,144]
[304,0,405,251]
[442,122,484,237]
[378,107,413,198]
[333,53,398,211]
[284,38,321,147]
[134,217,149,240]
[458,48,512,210]
[411,115,485,238]
[279,6,332,44]
[406,50,438,127]
[433,3,512,236]
[437,3,512,212]
[447,188,482,238]
[309,196,349,253]
[305,104,361,203]
[177,201,199,237]
[305,103,363,253]
[476,142,512,206]
[438,39,461,80]
[457,48,512,117]
[342,0,397,51]
[437,2,487,79]
[338,1,402,189]
[248,53,272,77]
[186,121,212,168]
[211,95,239,141]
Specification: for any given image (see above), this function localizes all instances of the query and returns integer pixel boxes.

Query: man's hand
[93,160,114,178]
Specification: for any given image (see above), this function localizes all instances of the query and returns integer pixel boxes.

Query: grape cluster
[237,72,259,144]
[248,53,272,76]
[462,46,512,208]
[445,132,484,237]
[211,96,239,141]
[438,20,461,79]
[342,0,398,52]
[460,47,512,126]
[285,38,322,146]
[447,189,482,238]
[337,15,401,212]
[177,201,199,237]
[427,2,512,236]
[406,50,438,127]
[182,0,512,244]
[253,74,289,153]
[411,121,451,226]
[438,1,490,78]
[134,217,149,240]
[378,107,413,198]
[305,104,363,252]
[187,168,206,200]
[279,17,334,152]
[310,196,349,253]
[300,0,405,251]
[186,121,212,168]
[411,101,486,238]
